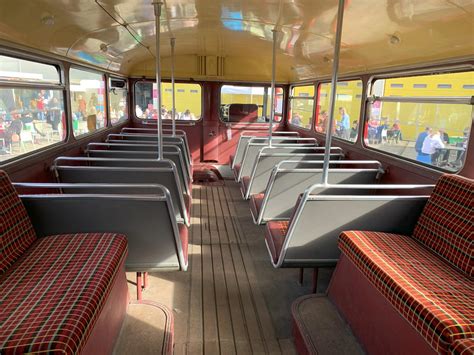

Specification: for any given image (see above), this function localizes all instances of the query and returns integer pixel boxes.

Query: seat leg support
[312,268,319,294]
[298,268,304,285]
[136,272,143,301]
[143,272,149,290]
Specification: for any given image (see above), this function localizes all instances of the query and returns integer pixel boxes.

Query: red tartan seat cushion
[1,171,37,273]
[241,176,251,195]
[339,230,474,354]
[412,174,473,277]
[265,221,289,263]
[250,193,265,219]
[0,233,127,354]
[451,338,474,354]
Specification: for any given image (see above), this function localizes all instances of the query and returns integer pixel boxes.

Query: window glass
[70,69,106,136]
[289,85,314,129]
[367,71,473,171]
[220,85,282,123]
[109,78,128,125]
[0,88,65,162]
[135,82,202,120]
[0,55,60,84]
[315,80,363,142]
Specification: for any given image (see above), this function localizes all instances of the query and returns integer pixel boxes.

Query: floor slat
[123,180,336,354]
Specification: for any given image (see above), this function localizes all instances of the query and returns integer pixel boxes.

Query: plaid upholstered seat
[339,174,474,353]
[265,221,289,263]
[1,171,128,354]
[451,338,474,354]
[250,193,265,219]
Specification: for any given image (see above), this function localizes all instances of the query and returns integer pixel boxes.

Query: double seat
[334,174,473,354]
[1,170,129,354]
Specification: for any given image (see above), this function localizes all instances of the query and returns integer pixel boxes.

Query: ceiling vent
[197,56,225,76]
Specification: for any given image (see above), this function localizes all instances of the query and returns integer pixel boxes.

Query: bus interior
[0,1,473,354]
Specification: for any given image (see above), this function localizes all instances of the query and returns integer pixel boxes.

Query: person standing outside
[338,107,350,139]
[415,127,431,162]
[421,129,445,165]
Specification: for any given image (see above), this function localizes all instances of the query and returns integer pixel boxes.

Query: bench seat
[339,230,473,354]
[0,232,127,354]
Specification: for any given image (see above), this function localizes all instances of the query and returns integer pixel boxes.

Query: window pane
[134,82,202,120]
[367,71,473,171]
[0,55,60,84]
[292,85,314,97]
[109,79,128,125]
[220,85,281,123]
[70,69,106,136]
[315,80,362,142]
[0,88,65,163]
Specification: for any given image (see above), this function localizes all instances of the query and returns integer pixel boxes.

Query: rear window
[220,85,283,123]
[135,82,202,120]
[366,71,473,171]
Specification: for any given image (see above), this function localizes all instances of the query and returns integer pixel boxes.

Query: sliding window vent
[197,56,225,76]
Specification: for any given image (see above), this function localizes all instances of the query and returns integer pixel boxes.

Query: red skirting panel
[328,255,436,355]
[81,260,129,354]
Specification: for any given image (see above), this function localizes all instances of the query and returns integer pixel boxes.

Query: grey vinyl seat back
[122,127,187,136]
[52,162,189,225]
[20,187,187,272]
[87,142,192,180]
[255,161,384,223]
[54,154,190,196]
[271,184,435,268]
[231,132,300,169]
[120,128,190,158]
[236,138,319,181]
[107,133,191,168]
[243,147,345,199]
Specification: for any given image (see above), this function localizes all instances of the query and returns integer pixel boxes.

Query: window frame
[362,66,474,172]
[69,66,109,138]
[0,53,68,166]
[288,83,316,130]
[313,77,364,144]
[218,83,285,124]
[133,80,204,122]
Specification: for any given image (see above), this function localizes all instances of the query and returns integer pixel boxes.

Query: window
[134,82,202,120]
[315,80,363,142]
[0,55,60,84]
[70,68,107,136]
[109,78,128,125]
[289,85,314,129]
[220,85,283,123]
[0,55,65,163]
[366,71,473,171]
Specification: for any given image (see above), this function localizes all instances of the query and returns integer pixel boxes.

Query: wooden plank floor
[126,180,333,354]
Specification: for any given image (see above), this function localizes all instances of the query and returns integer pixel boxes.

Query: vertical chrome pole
[152,1,164,160]
[322,0,345,184]
[170,37,176,137]
[268,29,279,148]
